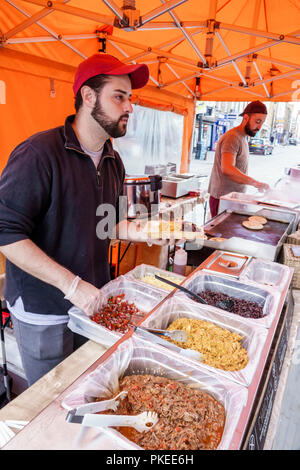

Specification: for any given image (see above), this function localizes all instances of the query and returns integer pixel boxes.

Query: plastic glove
[64,277,106,317]
[252,180,270,192]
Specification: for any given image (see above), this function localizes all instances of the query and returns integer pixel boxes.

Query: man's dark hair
[74,74,111,112]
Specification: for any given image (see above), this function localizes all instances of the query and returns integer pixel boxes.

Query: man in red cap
[208,100,270,218]
[0,54,149,386]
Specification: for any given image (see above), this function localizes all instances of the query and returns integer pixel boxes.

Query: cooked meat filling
[99,374,225,450]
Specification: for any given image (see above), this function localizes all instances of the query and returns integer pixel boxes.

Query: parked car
[249,138,273,155]
[288,138,297,145]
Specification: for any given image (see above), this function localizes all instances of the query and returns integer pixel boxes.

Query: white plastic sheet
[124,263,185,292]
[113,104,184,176]
[240,258,292,292]
[67,275,166,348]
[61,336,248,450]
[179,271,278,329]
[140,295,268,387]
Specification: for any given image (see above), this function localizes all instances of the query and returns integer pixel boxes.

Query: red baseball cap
[73,54,149,96]
[239,100,268,116]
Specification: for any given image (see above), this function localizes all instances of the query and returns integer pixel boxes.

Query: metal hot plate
[205,211,288,246]
[203,210,293,260]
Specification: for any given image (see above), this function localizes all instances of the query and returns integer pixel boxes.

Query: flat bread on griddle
[242,220,264,230]
[248,215,267,225]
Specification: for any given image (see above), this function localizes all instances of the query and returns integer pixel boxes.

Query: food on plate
[142,220,207,240]
[248,215,267,225]
[140,273,183,291]
[209,237,227,242]
[90,294,144,333]
[98,374,225,450]
[194,290,264,319]
[242,220,264,230]
[218,258,238,268]
[166,318,248,371]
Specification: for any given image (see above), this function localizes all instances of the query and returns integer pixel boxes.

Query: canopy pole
[139,0,188,27]
[160,0,206,64]
[216,31,247,86]
[5,0,87,58]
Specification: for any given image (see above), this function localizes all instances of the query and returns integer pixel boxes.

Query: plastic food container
[61,336,248,450]
[240,258,292,291]
[125,264,185,292]
[67,276,166,348]
[139,296,268,387]
[178,272,277,329]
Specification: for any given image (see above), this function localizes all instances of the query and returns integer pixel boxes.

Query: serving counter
[0,252,298,451]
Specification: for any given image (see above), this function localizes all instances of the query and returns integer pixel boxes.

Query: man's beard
[91,96,129,138]
[245,123,259,137]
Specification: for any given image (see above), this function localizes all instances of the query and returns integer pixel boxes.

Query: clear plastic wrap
[139,295,267,387]
[125,263,185,292]
[67,275,166,348]
[239,258,293,292]
[113,104,183,176]
[61,336,248,450]
[178,271,278,329]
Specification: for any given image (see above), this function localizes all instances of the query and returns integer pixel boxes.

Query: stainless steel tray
[200,251,252,279]
[125,264,185,292]
[179,272,277,329]
[67,276,166,348]
[140,296,268,387]
[62,336,248,450]
[240,258,292,291]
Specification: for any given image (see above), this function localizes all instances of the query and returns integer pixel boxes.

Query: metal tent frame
[1,0,300,102]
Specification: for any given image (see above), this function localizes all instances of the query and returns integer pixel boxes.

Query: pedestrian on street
[0,54,149,386]
[208,100,270,218]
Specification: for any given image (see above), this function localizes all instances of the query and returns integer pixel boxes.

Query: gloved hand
[252,180,270,192]
[64,276,106,317]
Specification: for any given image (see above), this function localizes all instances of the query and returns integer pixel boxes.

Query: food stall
[0,242,296,450]
[0,0,300,453]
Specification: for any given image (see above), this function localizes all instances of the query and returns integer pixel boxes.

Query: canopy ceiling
[1,0,300,103]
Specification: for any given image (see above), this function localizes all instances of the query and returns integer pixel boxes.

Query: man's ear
[243,114,250,125]
[80,86,96,109]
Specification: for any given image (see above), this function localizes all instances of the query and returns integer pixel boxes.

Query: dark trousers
[209,195,220,218]
[11,314,88,387]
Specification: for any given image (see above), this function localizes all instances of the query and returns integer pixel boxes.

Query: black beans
[196,290,264,319]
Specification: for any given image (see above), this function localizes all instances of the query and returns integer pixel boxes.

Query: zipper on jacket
[65,145,114,188]
[96,169,101,187]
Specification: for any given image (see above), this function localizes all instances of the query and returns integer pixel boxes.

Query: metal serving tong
[130,325,187,343]
[66,410,158,433]
[154,275,234,312]
[134,326,203,362]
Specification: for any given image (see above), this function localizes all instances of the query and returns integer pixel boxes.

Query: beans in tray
[90,294,144,333]
[98,374,225,450]
[166,318,248,371]
[196,290,264,319]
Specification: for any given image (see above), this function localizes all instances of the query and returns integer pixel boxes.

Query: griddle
[205,211,289,246]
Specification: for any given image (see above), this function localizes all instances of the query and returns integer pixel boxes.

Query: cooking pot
[123,174,162,219]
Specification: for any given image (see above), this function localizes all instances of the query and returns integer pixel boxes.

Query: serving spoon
[154,275,234,312]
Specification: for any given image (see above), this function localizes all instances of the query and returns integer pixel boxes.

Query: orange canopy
[1,0,300,172]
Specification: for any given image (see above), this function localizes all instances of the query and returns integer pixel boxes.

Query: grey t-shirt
[208,127,249,199]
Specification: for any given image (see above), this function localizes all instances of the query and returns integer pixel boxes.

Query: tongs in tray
[134,326,203,362]
[65,391,158,433]
[130,325,188,343]
[67,410,158,433]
